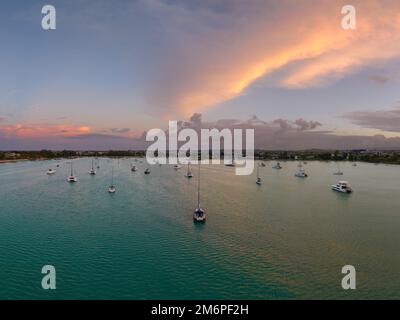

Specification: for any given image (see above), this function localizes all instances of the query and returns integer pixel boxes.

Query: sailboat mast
[257,163,259,179]
[70,162,73,176]
[92,158,94,170]
[197,161,200,208]
[112,167,114,185]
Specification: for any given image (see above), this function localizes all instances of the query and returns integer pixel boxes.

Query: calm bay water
[0,158,399,299]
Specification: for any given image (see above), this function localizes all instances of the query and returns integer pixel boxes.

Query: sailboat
[108,167,116,193]
[185,162,193,178]
[89,158,96,175]
[193,161,206,222]
[333,162,343,175]
[273,162,282,169]
[256,163,262,185]
[67,161,77,182]
[225,150,236,167]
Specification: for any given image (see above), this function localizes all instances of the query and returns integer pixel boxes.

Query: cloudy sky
[1,0,400,149]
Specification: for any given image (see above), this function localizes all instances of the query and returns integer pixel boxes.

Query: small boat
[46,169,56,175]
[295,168,308,178]
[352,163,357,167]
[225,150,236,167]
[131,165,137,172]
[332,181,353,193]
[144,168,150,174]
[256,164,262,185]
[273,162,282,169]
[260,162,266,167]
[193,162,206,222]
[334,162,343,175]
[89,159,96,175]
[173,164,182,170]
[185,163,193,178]
[67,162,77,182]
[108,168,116,193]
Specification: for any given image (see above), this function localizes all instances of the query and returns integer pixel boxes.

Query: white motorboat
[46,169,56,175]
[332,181,353,193]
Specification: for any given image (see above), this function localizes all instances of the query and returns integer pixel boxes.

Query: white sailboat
[225,150,236,167]
[67,161,77,182]
[333,162,343,175]
[89,158,96,175]
[193,161,206,222]
[185,162,193,178]
[108,167,116,193]
[256,163,262,185]
[273,162,282,169]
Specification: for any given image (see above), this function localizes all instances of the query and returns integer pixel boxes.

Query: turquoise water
[0,158,399,299]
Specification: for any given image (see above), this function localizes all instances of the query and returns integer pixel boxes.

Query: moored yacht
[256,164,262,185]
[46,168,56,175]
[144,168,151,174]
[273,162,282,169]
[108,168,116,193]
[332,181,353,193]
[89,159,96,175]
[67,162,77,182]
[185,163,193,178]
[295,168,308,178]
[193,162,206,222]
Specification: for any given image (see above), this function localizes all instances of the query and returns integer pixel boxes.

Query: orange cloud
[151,0,400,115]
[0,123,92,138]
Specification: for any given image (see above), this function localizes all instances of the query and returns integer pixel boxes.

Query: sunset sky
[1,0,400,149]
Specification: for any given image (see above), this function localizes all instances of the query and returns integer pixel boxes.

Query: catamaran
[67,162,77,182]
[193,162,206,222]
[295,168,308,178]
